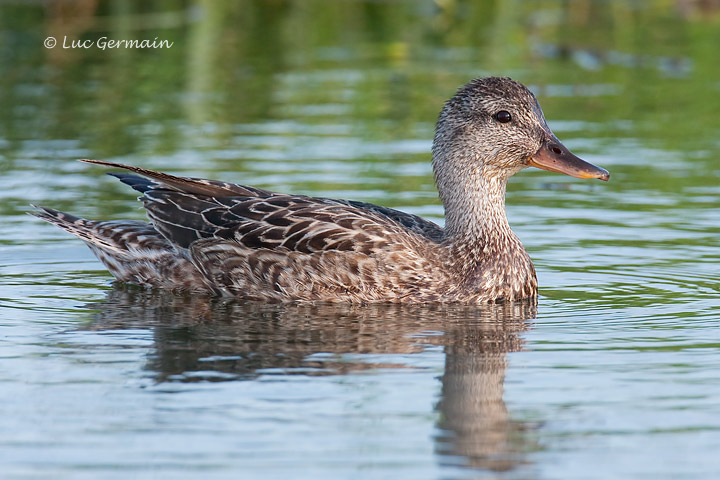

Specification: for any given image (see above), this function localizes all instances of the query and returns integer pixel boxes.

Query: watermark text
[44,36,173,50]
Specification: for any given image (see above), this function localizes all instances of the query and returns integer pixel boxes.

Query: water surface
[1,1,719,479]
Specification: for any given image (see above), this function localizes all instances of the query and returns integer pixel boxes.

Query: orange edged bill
[529,136,610,181]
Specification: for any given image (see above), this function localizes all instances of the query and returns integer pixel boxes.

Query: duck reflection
[85,287,538,473]
[435,302,538,472]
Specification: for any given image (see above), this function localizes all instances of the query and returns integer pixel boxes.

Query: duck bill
[528,137,610,181]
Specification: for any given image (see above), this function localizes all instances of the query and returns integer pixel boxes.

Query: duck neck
[440,167,517,257]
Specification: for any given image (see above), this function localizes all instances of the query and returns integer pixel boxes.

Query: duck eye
[494,110,512,123]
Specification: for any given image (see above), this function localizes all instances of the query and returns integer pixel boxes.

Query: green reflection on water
[2,1,719,154]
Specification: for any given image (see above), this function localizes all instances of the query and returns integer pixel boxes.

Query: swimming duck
[33,77,609,303]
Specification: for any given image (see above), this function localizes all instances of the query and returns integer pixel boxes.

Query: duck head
[432,76,609,187]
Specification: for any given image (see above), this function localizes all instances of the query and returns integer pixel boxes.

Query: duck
[32,77,609,303]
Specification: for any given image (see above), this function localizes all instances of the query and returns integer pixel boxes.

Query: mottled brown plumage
[32,77,609,303]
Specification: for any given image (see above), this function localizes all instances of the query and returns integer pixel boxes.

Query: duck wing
[83,158,273,198]
[87,160,444,300]
[85,159,443,242]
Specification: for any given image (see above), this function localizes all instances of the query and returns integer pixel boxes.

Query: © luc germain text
[57,36,174,50]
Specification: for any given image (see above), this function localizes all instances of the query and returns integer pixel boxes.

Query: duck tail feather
[29,205,84,228]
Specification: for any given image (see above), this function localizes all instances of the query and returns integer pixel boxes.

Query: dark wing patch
[85,159,274,197]
[108,173,156,193]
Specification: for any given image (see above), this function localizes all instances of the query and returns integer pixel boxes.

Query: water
[1,1,719,478]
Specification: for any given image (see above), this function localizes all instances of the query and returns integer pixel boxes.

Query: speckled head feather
[432,78,553,239]
[431,76,609,244]
[32,77,609,304]
[434,77,550,172]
